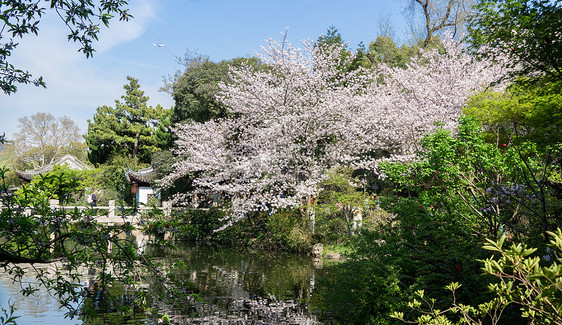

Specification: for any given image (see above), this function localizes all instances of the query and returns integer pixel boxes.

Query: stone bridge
[2,199,175,226]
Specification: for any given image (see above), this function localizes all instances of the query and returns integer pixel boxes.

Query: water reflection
[148,246,323,324]
[1,245,326,324]
[0,273,80,325]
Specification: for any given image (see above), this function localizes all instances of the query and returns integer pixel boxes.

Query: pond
[0,245,335,324]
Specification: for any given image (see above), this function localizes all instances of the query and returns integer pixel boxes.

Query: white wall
[137,186,156,205]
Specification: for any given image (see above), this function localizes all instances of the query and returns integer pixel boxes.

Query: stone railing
[0,200,173,225]
[46,200,173,217]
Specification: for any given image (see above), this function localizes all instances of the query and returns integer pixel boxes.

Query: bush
[286,227,313,253]
[393,230,562,325]
[327,218,348,238]
[172,208,231,244]
[266,209,313,252]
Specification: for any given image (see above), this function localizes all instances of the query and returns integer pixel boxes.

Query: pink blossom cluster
[163,33,509,221]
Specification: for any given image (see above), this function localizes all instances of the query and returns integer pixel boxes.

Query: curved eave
[14,167,52,182]
[124,165,155,186]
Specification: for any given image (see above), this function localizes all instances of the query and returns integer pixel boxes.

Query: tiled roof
[124,165,155,186]
[14,154,93,181]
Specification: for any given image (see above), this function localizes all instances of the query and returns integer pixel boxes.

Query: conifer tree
[85,77,171,165]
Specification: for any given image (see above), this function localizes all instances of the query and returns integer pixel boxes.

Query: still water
[0,246,331,324]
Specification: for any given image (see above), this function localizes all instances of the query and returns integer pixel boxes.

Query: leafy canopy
[165,53,265,124]
[469,0,562,79]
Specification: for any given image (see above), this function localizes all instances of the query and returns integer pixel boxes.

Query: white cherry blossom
[163,33,509,222]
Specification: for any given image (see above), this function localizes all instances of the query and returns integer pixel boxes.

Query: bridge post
[108,200,115,218]
[48,199,59,253]
[163,200,172,217]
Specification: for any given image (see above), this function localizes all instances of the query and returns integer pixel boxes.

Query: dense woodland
[1,0,562,323]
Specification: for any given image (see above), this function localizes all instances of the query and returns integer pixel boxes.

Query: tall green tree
[465,78,562,152]
[364,34,443,69]
[85,76,171,165]
[469,0,562,80]
[165,54,264,124]
[367,35,422,68]
[316,26,369,72]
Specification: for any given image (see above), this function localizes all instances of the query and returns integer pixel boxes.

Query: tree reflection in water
[22,244,325,324]
[140,246,323,324]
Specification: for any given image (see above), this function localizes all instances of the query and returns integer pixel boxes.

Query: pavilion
[124,165,157,205]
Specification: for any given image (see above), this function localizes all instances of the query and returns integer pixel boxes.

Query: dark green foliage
[381,117,561,241]
[160,207,314,253]
[393,231,562,324]
[266,209,313,253]
[311,191,491,323]
[167,54,264,124]
[171,208,232,244]
[85,76,171,165]
[314,168,367,238]
[153,207,257,247]
[96,155,146,205]
[469,0,562,80]
[313,258,406,325]
[317,116,560,323]
[317,25,345,47]
[463,80,562,242]
[363,198,491,299]
[152,150,193,200]
[315,196,493,324]
[315,26,368,73]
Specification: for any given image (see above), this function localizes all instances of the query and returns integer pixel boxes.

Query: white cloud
[97,0,158,53]
[0,0,173,139]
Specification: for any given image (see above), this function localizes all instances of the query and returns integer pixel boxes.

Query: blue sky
[0,0,410,139]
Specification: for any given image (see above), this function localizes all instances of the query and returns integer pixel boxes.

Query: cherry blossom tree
[163,32,508,223]
[353,35,509,165]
